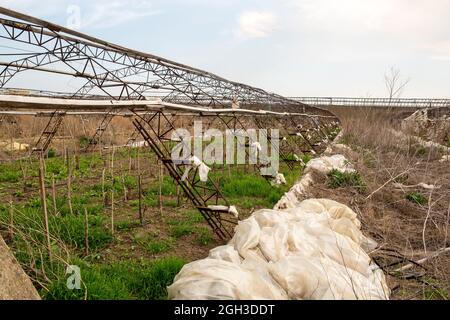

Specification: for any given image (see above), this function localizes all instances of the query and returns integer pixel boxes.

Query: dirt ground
[308,107,450,299]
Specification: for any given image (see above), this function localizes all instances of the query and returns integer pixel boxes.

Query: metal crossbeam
[291,97,450,109]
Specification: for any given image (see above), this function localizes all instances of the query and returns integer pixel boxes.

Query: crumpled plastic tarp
[207,205,239,219]
[0,141,29,151]
[181,156,211,182]
[168,198,389,300]
[274,154,354,210]
[271,173,286,186]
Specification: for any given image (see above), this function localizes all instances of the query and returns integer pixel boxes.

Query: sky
[0,0,449,98]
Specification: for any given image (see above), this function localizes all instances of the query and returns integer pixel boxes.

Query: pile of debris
[168,152,389,300]
[401,107,450,145]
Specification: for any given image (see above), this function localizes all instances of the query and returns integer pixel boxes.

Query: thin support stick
[39,155,52,261]
[111,190,115,236]
[51,174,57,215]
[138,174,144,226]
[159,160,163,217]
[8,200,14,240]
[84,207,89,256]
[67,157,73,215]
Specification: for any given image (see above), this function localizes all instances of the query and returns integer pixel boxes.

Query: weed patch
[406,192,427,205]
[327,169,365,191]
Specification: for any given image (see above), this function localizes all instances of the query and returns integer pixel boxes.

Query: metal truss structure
[291,97,450,109]
[0,7,340,240]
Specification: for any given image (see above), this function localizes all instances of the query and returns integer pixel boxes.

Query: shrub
[47,148,57,158]
[78,136,90,149]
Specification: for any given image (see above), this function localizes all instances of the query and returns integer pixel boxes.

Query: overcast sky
[1,0,449,98]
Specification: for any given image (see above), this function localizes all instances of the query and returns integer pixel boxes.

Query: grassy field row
[0,146,307,299]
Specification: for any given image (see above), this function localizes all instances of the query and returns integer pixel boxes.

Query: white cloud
[287,0,450,39]
[0,0,65,18]
[234,11,278,39]
[0,0,161,29]
[79,0,161,29]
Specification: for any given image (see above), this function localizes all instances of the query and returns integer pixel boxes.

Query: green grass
[327,169,365,191]
[207,165,297,209]
[186,210,204,224]
[0,147,307,300]
[0,205,112,252]
[170,224,195,238]
[406,192,428,205]
[145,176,177,196]
[195,227,213,246]
[42,257,185,300]
[145,239,174,254]
[164,199,179,208]
[116,220,136,231]
[423,287,449,300]
[0,169,21,183]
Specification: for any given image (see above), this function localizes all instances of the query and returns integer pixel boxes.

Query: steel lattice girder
[0,7,342,240]
[0,7,322,110]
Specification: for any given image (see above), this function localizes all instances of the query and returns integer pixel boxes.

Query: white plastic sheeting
[168,150,389,300]
[275,154,354,210]
[168,199,389,300]
[0,141,29,151]
[126,140,149,148]
[181,156,211,182]
[271,173,287,186]
[207,205,240,219]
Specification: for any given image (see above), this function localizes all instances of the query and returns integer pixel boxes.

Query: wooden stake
[75,153,80,170]
[128,148,133,175]
[122,174,128,202]
[67,158,73,215]
[159,160,163,216]
[8,200,14,240]
[84,207,89,256]
[111,190,115,236]
[110,146,115,180]
[38,155,52,260]
[64,147,69,169]
[101,168,106,206]
[176,184,181,207]
[51,174,57,215]
[138,174,144,226]
[19,159,27,193]
[137,147,144,225]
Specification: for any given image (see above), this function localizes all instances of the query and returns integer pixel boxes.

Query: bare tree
[384,66,410,99]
